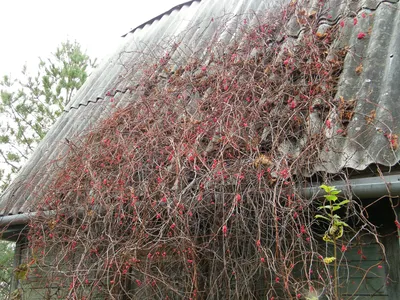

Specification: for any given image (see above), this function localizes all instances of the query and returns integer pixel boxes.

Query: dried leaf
[355,64,363,74]
[365,109,376,124]
[308,10,317,18]
[343,111,354,120]
[48,219,57,230]
[338,96,356,122]
[253,154,272,168]
[337,50,347,60]
[15,264,29,280]
[393,134,399,150]
[316,32,327,39]
[297,17,307,25]
[191,118,201,125]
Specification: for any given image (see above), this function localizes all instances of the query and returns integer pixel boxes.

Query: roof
[0,0,399,216]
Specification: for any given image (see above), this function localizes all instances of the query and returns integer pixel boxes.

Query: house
[1,0,400,298]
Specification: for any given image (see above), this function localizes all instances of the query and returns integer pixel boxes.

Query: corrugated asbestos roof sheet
[0,0,399,216]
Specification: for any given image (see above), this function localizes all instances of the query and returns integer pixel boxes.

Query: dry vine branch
[24,1,386,299]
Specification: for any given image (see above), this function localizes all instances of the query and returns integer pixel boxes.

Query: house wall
[381,204,400,299]
[335,196,400,300]
[7,198,400,299]
[12,238,64,300]
[338,238,388,299]
[11,238,106,300]
[9,233,396,300]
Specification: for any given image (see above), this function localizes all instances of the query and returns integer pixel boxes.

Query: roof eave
[1,174,400,229]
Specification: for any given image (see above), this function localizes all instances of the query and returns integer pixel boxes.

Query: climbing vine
[23,1,387,299]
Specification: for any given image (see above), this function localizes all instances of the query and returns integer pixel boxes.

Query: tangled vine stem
[27,2,384,299]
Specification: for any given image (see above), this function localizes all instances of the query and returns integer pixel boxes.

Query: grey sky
[0,0,185,75]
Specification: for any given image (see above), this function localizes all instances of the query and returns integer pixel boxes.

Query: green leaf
[315,214,330,221]
[323,234,334,243]
[6,152,20,162]
[0,135,9,144]
[335,220,349,227]
[320,184,334,193]
[318,205,334,210]
[324,194,338,202]
[323,257,336,264]
[330,190,341,195]
[337,199,350,206]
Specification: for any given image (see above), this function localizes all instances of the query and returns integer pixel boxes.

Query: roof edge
[121,0,201,37]
[2,174,400,222]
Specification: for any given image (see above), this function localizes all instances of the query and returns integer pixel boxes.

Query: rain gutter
[1,175,400,228]
[0,211,54,228]
[302,174,400,199]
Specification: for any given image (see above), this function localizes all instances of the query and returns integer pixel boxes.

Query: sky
[0,0,185,76]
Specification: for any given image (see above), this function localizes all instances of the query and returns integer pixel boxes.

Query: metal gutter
[302,174,400,199]
[0,211,54,228]
[0,213,35,227]
[1,175,399,227]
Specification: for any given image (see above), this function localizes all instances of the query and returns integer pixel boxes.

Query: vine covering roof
[0,0,399,216]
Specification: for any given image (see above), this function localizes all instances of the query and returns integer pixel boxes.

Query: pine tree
[0,40,97,191]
